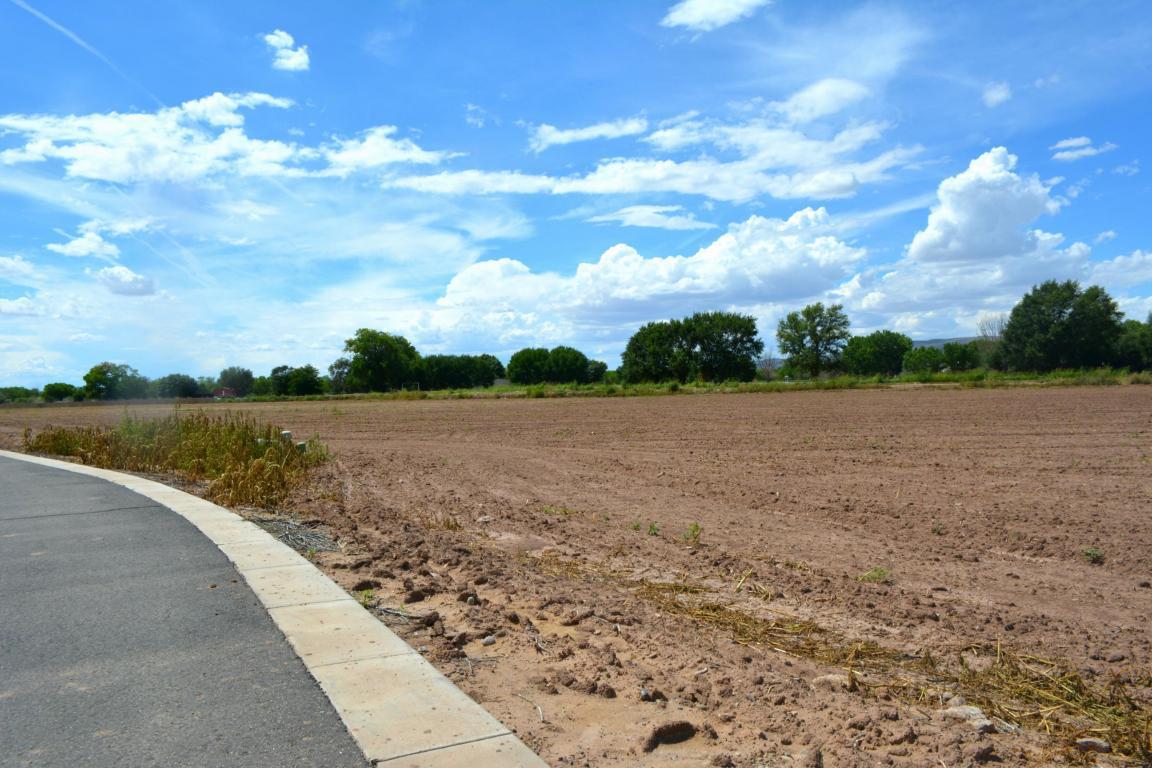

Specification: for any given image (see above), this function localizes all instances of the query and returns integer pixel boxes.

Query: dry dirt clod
[640,721,697,753]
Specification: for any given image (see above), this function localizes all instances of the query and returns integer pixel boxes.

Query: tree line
[10,278,1151,403]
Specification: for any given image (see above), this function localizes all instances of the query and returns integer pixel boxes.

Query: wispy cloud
[1050,136,1117,162]
[982,81,1012,108]
[528,117,648,153]
[587,205,716,230]
[661,0,773,32]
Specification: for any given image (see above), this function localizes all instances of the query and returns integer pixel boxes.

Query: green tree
[0,386,38,403]
[586,359,608,383]
[775,303,851,378]
[268,365,324,396]
[941,341,981,371]
[841,330,912,376]
[902,346,946,374]
[218,366,255,396]
[153,373,200,398]
[507,347,550,384]
[475,354,506,383]
[620,320,694,383]
[686,311,763,382]
[83,362,149,400]
[1114,317,1152,371]
[1000,280,1124,371]
[342,329,421,392]
[546,346,590,383]
[42,382,78,402]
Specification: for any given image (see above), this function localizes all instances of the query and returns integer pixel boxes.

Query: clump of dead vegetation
[23,409,327,507]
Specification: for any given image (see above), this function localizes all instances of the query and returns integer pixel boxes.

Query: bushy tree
[218,366,255,396]
[1114,317,1152,371]
[269,365,324,396]
[42,382,78,402]
[621,312,763,383]
[0,386,38,403]
[475,354,506,382]
[620,320,693,383]
[688,311,763,381]
[586,359,608,383]
[83,362,149,400]
[902,346,946,374]
[341,329,421,392]
[507,347,550,384]
[419,354,504,389]
[153,373,200,398]
[546,346,590,383]
[1000,281,1124,371]
[841,330,912,376]
[775,303,851,378]
[941,341,981,371]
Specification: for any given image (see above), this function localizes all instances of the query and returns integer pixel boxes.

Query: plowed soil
[3,386,1150,767]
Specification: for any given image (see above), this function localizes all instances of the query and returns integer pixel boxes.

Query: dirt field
[3,387,1150,766]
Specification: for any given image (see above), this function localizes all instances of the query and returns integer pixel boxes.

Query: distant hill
[911,336,981,349]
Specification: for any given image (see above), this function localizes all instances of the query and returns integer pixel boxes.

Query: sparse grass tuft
[683,521,702,548]
[23,409,327,508]
[647,522,660,536]
[1083,547,1105,565]
[857,566,891,583]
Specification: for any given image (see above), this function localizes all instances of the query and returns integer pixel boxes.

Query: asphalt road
[0,456,367,768]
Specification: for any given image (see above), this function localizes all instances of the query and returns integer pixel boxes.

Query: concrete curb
[0,450,547,767]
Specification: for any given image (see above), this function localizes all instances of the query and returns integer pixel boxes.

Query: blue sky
[1,0,1150,386]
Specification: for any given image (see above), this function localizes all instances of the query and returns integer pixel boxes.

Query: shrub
[23,410,327,508]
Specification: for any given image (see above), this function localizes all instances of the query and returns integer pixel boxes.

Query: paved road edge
[0,450,547,768]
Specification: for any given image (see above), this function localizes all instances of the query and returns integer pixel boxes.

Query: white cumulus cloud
[46,231,120,259]
[323,126,455,174]
[264,29,310,71]
[91,265,156,295]
[842,147,1093,331]
[0,93,300,183]
[529,117,648,153]
[0,255,38,281]
[440,207,864,327]
[661,0,773,32]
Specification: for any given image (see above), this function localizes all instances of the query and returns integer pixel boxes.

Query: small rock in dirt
[1107,653,1126,663]
[1139,580,1150,588]
[846,714,871,730]
[710,755,735,767]
[640,687,667,703]
[481,635,496,646]
[939,705,987,722]
[475,515,493,523]
[467,595,478,606]
[421,610,440,626]
[403,589,427,603]
[640,721,697,752]
[506,611,521,624]
[457,590,477,603]
[474,575,489,585]
[596,683,617,699]
[1075,738,1111,754]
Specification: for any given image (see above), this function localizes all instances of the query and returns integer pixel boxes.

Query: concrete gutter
[0,450,547,767]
